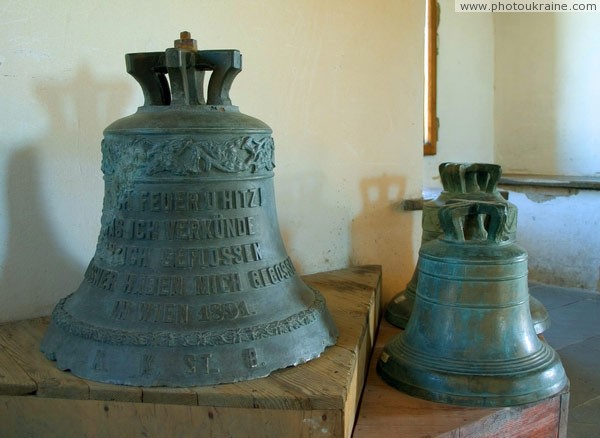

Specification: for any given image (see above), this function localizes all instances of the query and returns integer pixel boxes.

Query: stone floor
[529,282,600,438]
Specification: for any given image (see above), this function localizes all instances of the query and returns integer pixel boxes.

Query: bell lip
[40,286,339,387]
[41,327,338,388]
[377,360,569,407]
[531,295,551,334]
[41,324,338,388]
[376,333,568,408]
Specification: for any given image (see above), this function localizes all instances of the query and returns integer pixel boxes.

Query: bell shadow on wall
[350,175,416,306]
[0,148,82,321]
[0,64,133,322]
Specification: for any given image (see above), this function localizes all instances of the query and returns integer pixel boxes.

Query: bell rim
[382,332,559,375]
[376,359,569,407]
[41,315,338,387]
[377,335,568,407]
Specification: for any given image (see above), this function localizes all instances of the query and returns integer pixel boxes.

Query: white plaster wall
[495,13,600,176]
[506,189,600,291]
[494,13,600,290]
[0,0,424,322]
[423,0,495,192]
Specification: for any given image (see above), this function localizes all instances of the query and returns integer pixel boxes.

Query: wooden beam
[424,0,439,156]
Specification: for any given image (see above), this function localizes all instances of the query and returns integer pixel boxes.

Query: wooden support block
[0,266,566,437]
[353,320,570,438]
[0,345,36,396]
[0,266,381,438]
[0,317,90,400]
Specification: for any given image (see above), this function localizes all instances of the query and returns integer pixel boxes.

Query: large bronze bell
[377,201,567,407]
[385,162,549,334]
[41,33,338,387]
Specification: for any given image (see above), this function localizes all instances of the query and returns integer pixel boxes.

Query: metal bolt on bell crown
[377,200,567,407]
[41,32,338,387]
[384,162,549,334]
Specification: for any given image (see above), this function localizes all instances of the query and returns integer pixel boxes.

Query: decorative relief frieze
[101,135,273,210]
[101,135,274,178]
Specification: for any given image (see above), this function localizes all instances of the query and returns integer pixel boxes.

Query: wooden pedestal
[353,320,570,438]
[0,266,569,437]
[0,266,381,438]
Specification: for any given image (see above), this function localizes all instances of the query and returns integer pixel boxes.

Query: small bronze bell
[41,32,338,387]
[385,162,549,334]
[377,201,567,407]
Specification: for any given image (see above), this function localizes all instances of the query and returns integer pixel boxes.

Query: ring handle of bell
[439,163,502,195]
[439,200,508,243]
[125,32,242,107]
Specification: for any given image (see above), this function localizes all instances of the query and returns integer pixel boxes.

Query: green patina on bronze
[385,162,550,334]
[378,200,568,407]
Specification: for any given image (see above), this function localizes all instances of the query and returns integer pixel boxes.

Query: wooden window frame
[424,0,440,156]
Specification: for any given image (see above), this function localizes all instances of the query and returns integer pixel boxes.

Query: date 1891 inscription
[111,299,252,324]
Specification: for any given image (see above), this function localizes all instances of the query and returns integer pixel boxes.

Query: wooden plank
[305,265,382,349]
[0,396,343,438]
[87,380,142,403]
[305,265,382,437]
[142,386,198,406]
[0,344,37,396]
[190,344,355,411]
[304,265,382,295]
[320,288,374,353]
[0,317,89,399]
[343,309,373,436]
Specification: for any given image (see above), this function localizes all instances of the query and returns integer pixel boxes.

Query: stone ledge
[499,174,600,191]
